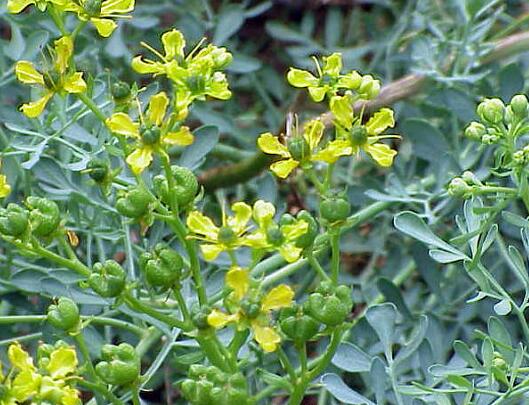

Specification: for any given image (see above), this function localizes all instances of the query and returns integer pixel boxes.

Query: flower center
[241,299,260,319]
[266,225,284,246]
[141,126,161,145]
[218,226,237,245]
[43,71,62,91]
[84,0,102,17]
[186,75,206,95]
[320,73,335,85]
[287,136,309,161]
[349,126,368,146]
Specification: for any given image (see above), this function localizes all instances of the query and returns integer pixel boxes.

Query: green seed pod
[86,158,110,183]
[115,187,153,218]
[350,126,368,146]
[240,299,261,319]
[320,195,351,223]
[279,305,320,343]
[510,94,528,118]
[287,136,310,161]
[95,343,140,386]
[47,297,80,332]
[140,244,183,289]
[306,282,353,326]
[140,126,161,145]
[89,260,126,298]
[265,224,285,246]
[477,98,505,124]
[191,306,211,330]
[153,165,198,209]
[111,81,131,102]
[26,197,60,237]
[0,204,29,237]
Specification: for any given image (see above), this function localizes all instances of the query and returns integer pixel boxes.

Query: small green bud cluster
[512,145,529,166]
[447,171,482,199]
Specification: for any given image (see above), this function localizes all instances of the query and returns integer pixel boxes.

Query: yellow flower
[245,200,308,263]
[105,91,194,174]
[258,118,337,179]
[15,36,86,118]
[207,267,294,352]
[132,29,232,107]
[315,95,398,167]
[287,53,367,102]
[186,202,252,261]
[7,0,66,13]
[64,0,135,37]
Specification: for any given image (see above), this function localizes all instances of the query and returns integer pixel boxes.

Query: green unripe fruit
[320,196,351,223]
[96,343,140,386]
[477,98,505,124]
[306,283,353,326]
[350,126,368,146]
[217,226,237,245]
[464,122,486,141]
[111,81,131,101]
[191,306,211,330]
[287,136,310,161]
[89,260,126,298]
[280,306,320,343]
[266,224,284,246]
[47,297,80,332]
[86,158,109,183]
[140,245,183,289]
[241,299,260,319]
[511,94,528,117]
[153,165,198,209]
[115,187,153,218]
[0,204,29,237]
[140,126,161,145]
[26,197,60,237]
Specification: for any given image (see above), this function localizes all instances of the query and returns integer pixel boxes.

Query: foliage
[3,0,529,404]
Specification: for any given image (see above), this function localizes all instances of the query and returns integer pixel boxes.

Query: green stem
[77,93,107,124]
[278,348,297,383]
[306,250,330,281]
[132,385,141,405]
[75,379,123,405]
[330,231,340,285]
[74,332,101,403]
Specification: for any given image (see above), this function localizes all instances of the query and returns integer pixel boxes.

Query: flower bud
[477,98,505,124]
[464,122,486,141]
[47,297,80,333]
[447,178,472,199]
[295,210,318,248]
[86,158,110,183]
[358,75,380,99]
[111,81,131,102]
[510,94,528,118]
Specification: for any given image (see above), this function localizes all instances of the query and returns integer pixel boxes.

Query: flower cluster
[186,200,309,263]
[208,266,294,352]
[259,53,398,178]
[15,36,86,118]
[0,342,80,405]
[8,0,135,37]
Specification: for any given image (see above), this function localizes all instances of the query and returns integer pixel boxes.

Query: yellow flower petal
[131,56,164,74]
[225,266,249,300]
[91,18,117,37]
[186,211,219,240]
[60,386,82,405]
[257,133,290,158]
[20,92,53,118]
[312,139,352,164]
[8,0,35,13]
[15,61,44,85]
[330,95,353,128]
[281,220,308,240]
[161,29,185,60]
[279,244,303,263]
[365,108,395,136]
[126,146,153,174]
[323,52,342,76]
[261,284,294,312]
[286,68,318,88]
[270,159,299,179]
[8,343,35,371]
[227,202,252,234]
[11,370,40,402]
[46,347,78,379]
[54,36,73,74]
[101,0,134,14]
[63,72,87,94]
[106,113,140,138]
[244,230,268,249]
[303,119,324,151]
[200,244,224,261]
[252,323,281,352]
[252,200,275,227]
[147,92,168,126]
[163,127,194,146]
[207,309,238,328]
[308,86,327,102]
[364,143,397,167]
